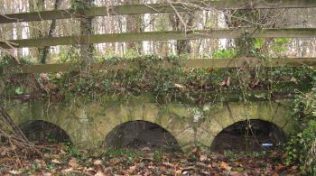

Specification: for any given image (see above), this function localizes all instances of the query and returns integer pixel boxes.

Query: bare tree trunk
[38,0,61,64]
[74,0,95,66]
[28,0,45,60]
[80,3,94,66]
[125,0,142,55]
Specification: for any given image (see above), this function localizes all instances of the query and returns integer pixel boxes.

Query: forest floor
[0,144,300,176]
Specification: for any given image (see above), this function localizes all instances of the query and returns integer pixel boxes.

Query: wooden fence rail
[1,28,316,49]
[0,0,315,24]
[2,57,316,74]
[1,0,316,75]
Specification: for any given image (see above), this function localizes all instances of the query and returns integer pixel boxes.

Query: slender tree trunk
[28,0,45,60]
[125,0,142,55]
[38,0,61,64]
[78,0,95,66]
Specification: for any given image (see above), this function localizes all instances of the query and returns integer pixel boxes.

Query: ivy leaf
[15,87,24,95]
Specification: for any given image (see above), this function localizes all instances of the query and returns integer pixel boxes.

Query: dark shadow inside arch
[211,119,286,152]
[104,120,181,152]
[20,120,71,144]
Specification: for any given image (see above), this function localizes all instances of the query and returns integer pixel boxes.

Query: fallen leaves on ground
[0,144,300,176]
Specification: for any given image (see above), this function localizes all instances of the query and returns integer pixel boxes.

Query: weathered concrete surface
[4,95,295,151]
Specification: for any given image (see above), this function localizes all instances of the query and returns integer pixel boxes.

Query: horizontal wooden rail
[1,28,315,49]
[2,57,316,74]
[185,57,316,68]
[0,0,315,24]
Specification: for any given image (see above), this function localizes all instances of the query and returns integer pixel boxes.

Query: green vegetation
[212,48,237,59]
[271,38,290,55]
[65,144,82,158]
[1,55,315,105]
[0,55,33,67]
[286,89,316,175]
[103,149,142,161]
[244,37,290,58]
[57,47,81,63]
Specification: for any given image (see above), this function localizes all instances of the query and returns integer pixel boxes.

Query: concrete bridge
[5,95,294,151]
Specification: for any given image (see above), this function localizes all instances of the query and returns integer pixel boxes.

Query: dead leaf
[52,159,61,164]
[34,159,47,168]
[103,167,112,175]
[174,83,186,91]
[68,158,78,168]
[84,167,96,175]
[43,173,53,176]
[191,147,201,158]
[9,170,22,175]
[162,162,174,168]
[199,154,208,162]
[1,148,8,156]
[55,73,62,79]
[290,77,298,84]
[11,145,16,150]
[141,147,151,151]
[62,167,74,174]
[40,73,49,83]
[95,171,106,176]
[109,158,121,165]
[220,77,231,87]
[93,159,103,165]
[128,165,137,174]
[175,169,182,176]
[275,164,286,172]
[220,161,232,171]
[229,171,243,176]
[226,77,231,86]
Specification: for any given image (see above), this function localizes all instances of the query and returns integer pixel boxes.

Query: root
[0,105,42,163]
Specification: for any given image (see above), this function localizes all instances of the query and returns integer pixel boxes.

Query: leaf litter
[0,144,300,176]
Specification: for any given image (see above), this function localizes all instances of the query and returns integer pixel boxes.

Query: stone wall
[4,95,295,151]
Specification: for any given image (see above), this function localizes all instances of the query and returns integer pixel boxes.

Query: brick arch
[210,119,287,151]
[6,104,73,145]
[198,102,293,148]
[9,102,86,148]
[96,102,193,151]
[19,120,72,143]
[103,120,181,150]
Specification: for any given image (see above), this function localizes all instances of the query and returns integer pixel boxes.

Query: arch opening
[104,120,181,151]
[211,119,286,152]
[20,120,71,144]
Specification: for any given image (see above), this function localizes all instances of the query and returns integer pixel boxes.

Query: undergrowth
[1,55,316,106]
[286,88,316,175]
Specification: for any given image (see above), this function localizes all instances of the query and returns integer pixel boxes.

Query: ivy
[286,120,316,175]
[1,55,315,106]
[285,77,316,175]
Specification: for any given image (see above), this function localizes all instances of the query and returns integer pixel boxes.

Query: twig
[166,0,188,34]
[0,104,42,158]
